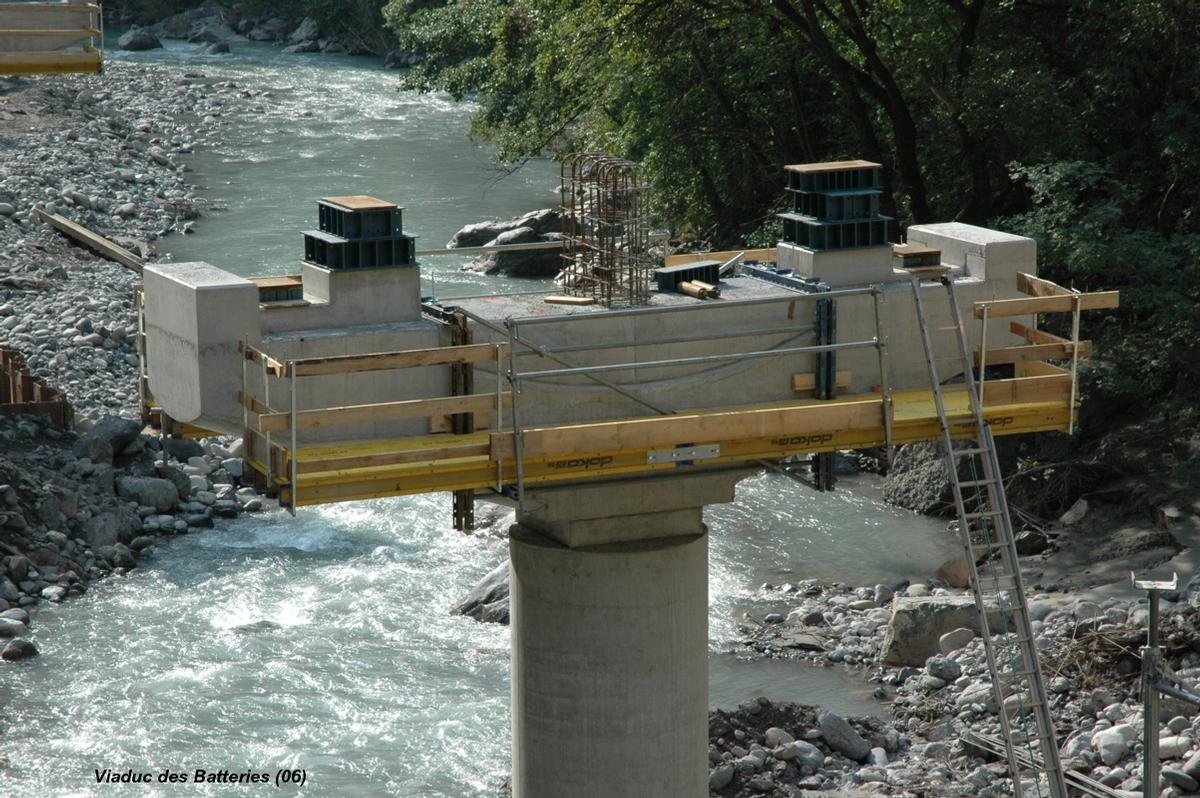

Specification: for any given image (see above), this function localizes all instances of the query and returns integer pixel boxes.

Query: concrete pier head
[510,471,747,798]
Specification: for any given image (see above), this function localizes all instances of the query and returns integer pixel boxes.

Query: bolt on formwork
[560,153,652,307]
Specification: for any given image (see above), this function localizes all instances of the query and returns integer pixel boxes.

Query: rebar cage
[559,153,652,307]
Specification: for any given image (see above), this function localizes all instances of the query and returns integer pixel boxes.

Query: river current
[0,41,955,797]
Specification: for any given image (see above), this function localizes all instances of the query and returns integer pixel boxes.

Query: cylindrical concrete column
[510,525,709,798]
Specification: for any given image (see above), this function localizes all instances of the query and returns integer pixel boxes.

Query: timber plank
[974,341,1092,365]
[489,397,884,462]
[791,370,852,392]
[972,291,1119,318]
[259,393,511,433]
[1016,272,1073,298]
[33,209,142,272]
[290,342,508,377]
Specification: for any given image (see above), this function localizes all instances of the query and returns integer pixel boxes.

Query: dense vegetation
[384,0,1200,424]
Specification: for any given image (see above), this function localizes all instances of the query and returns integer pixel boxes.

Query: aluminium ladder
[909,272,1068,798]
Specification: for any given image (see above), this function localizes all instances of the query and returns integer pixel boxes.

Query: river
[0,41,955,797]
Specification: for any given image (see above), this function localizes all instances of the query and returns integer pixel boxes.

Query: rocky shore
[0,63,272,661]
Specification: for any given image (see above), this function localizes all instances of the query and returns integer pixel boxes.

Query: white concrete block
[777,242,900,286]
[143,262,259,431]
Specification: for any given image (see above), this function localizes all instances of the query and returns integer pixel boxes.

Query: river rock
[925,656,962,682]
[447,208,562,248]
[453,561,509,624]
[817,710,870,760]
[290,17,321,44]
[0,608,29,625]
[1164,769,1200,792]
[205,41,231,55]
[765,727,794,747]
[882,594,1002,665]
[466,227,565,277]
[938,626,975,654]
[116,477,180,513]
[83,511,124,548]
[934,557,971,589]
[882,441,973,514]
[709,763,734,790]
[1,638,38,661]
[248,17,289,42]
[74,416,143,463]
[0,617,27,637]
[1093,724,1136,766]
[117,29,163,52]
[1159,735,1191,759]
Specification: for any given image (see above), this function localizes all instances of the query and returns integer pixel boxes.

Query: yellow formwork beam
[248,387,1075,508]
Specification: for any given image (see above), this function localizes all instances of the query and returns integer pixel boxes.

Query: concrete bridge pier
[509,469,751,798]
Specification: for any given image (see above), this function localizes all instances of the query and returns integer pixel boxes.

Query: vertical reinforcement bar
[1069,293,1081,435]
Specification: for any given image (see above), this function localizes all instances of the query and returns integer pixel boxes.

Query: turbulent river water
[0,42,956,797]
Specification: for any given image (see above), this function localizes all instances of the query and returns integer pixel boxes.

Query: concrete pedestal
[510,525,709,798]
[508,470,751,798]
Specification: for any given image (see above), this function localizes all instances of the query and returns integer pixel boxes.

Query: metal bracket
[646,444,720,464]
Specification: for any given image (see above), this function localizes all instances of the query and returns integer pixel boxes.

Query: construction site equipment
[302,196,416,270]
[909,267,1068,798]
[963,731,1126,798]
[1132,572,1200,798]
[780,161,892,251]
[560,153,653,307]
[0,347,73,429]
[234,272,1117,510]
[0,1,102,76]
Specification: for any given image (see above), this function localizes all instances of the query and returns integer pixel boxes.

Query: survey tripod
[1135,572,1200,798]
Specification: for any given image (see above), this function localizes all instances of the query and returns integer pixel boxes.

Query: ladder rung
[952,447,990,457]
[970,542,1012,555]
[963,510,1003,520]
[959,478,997,488]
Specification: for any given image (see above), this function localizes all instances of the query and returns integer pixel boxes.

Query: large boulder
[447,208,561,248]
[881,594,1004,666]
[288,17,320,45]
[466,228,566,278]
[73,416,143,463]
[452,561,510,625]
[116,477,181,513]
[116,28,162,52]
[188,21,236,46]
[248,17,289,42]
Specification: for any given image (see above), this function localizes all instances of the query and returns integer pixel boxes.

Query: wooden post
[450,312,475,532]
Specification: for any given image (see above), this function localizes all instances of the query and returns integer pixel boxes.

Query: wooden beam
[664,248,776,267]
[791,371,852,392]
[236,391,273,416]
[238,342,287,377]
[973,291,1119,319]
[1016,361,1069,378]
[289,342,508,377]
[543,295,597,306]
[0,50,100,76]
[33,209,142,272]
[1016,272,1074,298]
[1010,321,1070,346]
[975,341,1092,366]
[298,441,491,474]
[490,397,884,462]
[260,393,512,433]
[981,374,1072,406]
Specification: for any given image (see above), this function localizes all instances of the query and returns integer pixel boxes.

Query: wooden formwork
[0,347,73,429]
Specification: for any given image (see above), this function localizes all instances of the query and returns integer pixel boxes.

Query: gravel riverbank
[0,62,270,660]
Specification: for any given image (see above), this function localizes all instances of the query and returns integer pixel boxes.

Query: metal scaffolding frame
[559,153,653,308]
